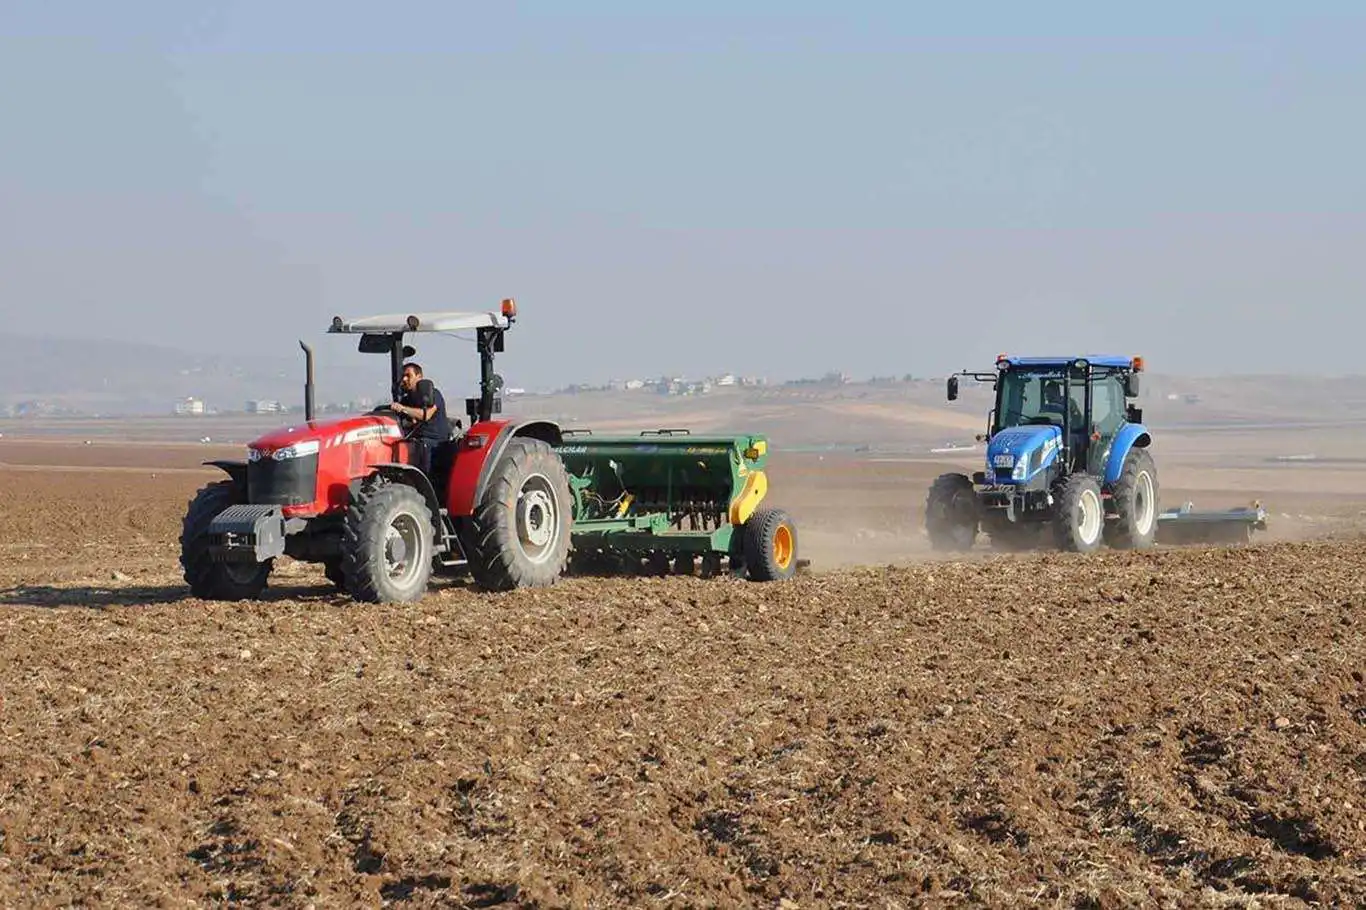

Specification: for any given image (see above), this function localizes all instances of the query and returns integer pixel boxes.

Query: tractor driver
[391,362,451,477]
[1040,380,1084,431]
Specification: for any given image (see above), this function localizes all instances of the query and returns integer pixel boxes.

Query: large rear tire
[925,472,979,551]
[341,478,435,603]
[466,437,572,591]
[1053,473,1105,553]
[180,481,272,600]
[1105,447,1158,550]
[741,506,799,581]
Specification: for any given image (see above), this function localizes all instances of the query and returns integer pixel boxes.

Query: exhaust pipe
[299,340,315,422]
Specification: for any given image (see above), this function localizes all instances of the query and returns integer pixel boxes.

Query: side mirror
[1124,373,1141,397]
[402,344,416,358]
[946,376,959,401]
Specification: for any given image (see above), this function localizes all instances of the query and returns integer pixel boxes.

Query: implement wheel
[741,506,799,581]
[1053,473,1104,554]
[467,437,572,591]
[180,481,272,601]
[1105,447,1158,550]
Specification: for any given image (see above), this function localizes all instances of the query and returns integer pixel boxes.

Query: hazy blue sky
[3,2,1364,388]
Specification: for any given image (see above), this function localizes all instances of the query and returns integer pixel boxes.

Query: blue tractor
[925,354,1156,553]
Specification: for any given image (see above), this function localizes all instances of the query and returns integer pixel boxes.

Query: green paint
[553,430,768,556]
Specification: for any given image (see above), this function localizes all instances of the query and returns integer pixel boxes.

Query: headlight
[270,440,320,460]
[1011,453,1031,480]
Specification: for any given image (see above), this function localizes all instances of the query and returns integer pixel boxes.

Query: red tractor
[179,299,574,603]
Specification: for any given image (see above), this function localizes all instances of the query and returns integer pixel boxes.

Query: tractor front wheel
[467,437,572,591]
[341,478,436,603]
[1053,473,1105,553]
[1105,447,1158,550]
[180,481,272,600]
[741,506,799,581]
[925,472,979,551]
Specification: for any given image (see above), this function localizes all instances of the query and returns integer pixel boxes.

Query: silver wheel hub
[384,513,422,583]
[516,473,560,564]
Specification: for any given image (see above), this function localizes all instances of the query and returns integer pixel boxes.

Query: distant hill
[0,333,390,416]
[5,332,1366,442]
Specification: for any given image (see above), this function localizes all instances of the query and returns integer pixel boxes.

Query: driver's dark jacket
[400,378,451,443]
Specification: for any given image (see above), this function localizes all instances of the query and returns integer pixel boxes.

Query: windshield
[994,369,1083,432]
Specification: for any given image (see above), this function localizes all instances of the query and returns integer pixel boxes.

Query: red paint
[244,413,514,520]
[247,414,410,519]
[443,419,513,516]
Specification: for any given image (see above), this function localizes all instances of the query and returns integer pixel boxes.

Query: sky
[2,1,1365,390]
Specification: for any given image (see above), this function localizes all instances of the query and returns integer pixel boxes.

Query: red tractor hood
[248,414,401,455]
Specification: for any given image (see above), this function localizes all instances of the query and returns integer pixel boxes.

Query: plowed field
[1,439,1364,907]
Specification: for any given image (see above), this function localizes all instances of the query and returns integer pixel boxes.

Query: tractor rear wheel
[925,472,979,551]
[341,477,435,603]
[741,506,799,581]
[1105,447,1158,550]
[180,481,272,600]
[1052,473,1105,553]
[466,437,572,591]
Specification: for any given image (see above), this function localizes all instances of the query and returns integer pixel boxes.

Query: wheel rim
[772,524,794,569]
[384,512,423,585]
[1078,488,1102,544]
[1133,470,1155,535]
[516,473,560,564]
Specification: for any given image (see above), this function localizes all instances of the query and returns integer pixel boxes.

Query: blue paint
[1103,422,1152,484]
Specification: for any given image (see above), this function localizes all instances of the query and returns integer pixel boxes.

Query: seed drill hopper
[554,429,802,580]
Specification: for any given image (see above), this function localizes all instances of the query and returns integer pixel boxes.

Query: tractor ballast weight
[553,429,802,581]
[179,299,577,604]
[927,354,1159,554]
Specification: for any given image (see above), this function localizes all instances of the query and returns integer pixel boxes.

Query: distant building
[245,399,283,413]
[174,397,206,415]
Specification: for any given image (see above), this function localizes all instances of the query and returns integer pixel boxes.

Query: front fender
[364,464,444,536]
[204,459,247,489]
[1103,423,1152,485]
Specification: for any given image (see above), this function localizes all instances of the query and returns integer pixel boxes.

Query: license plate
[993,454,1014,467]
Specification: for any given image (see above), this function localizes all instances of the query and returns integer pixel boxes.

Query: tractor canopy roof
[328,309,511,335]
[998,355,1140,371]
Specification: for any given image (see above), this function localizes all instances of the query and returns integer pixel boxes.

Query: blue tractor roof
[998,355,1138,370]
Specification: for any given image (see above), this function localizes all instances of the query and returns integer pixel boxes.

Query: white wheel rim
[384,512,423,584]
[516,472,560,564]
[1134,470,1155,535]
[1078,488,1102,544]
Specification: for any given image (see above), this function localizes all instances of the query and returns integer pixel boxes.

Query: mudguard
[1103,423,1152,485]
[444,419,564,517]
[364,463,444,534]
[204,459,247,489]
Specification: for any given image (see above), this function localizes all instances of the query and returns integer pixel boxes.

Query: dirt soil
[1,440,1365,907]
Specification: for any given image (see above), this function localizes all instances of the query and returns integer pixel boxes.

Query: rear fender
[1103,423,1152,485]
[361,464,444,537]
[443,419,564,517]
[205,459,247,489]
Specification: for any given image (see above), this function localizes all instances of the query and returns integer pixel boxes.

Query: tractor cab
[948,355,1144,482]
[322,299,518,497]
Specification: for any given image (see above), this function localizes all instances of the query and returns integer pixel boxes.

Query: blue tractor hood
[986,424,1063,484]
